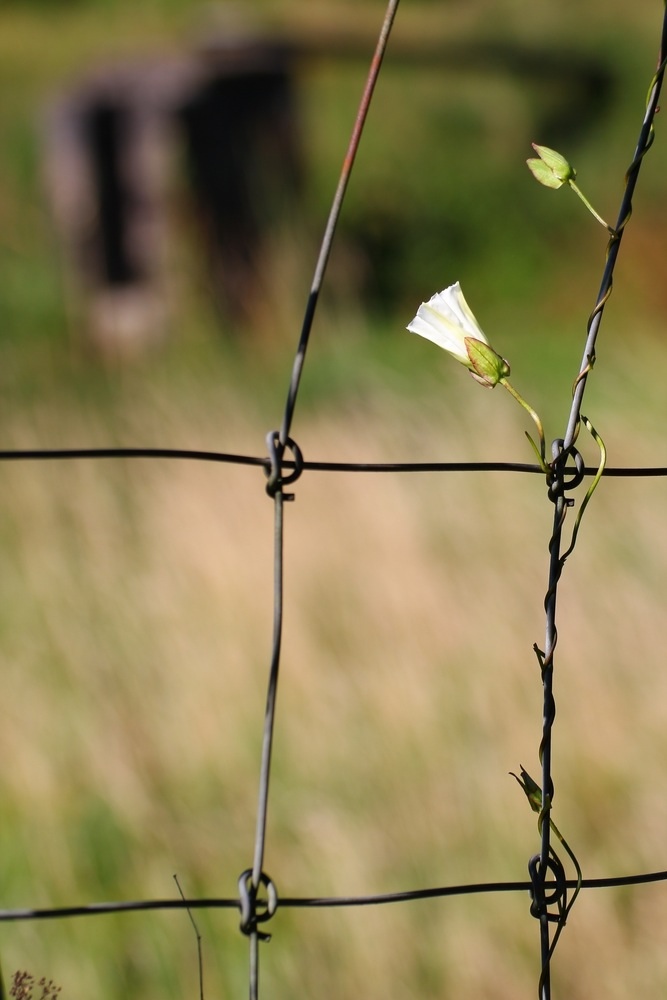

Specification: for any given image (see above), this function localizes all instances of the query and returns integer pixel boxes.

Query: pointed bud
[510,766,543,814]
[526,143,576,189]
[464,337,510,387]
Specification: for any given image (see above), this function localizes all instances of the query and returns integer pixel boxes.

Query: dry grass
[0,335,667,997]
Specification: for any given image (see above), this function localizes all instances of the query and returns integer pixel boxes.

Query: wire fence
[2,3,667,999]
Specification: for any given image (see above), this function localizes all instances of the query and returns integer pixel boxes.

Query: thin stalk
[567,180,614,232]
[499,378,548,471]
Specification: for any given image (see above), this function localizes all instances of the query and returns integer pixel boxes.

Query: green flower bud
[464,337,510,387]
[510,766,543,813]
[526,143,576,189]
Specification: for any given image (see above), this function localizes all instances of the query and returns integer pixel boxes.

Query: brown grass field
[2,328,667,997]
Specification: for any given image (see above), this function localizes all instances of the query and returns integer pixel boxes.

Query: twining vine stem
[533,12,667,998]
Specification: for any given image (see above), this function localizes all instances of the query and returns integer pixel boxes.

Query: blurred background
[1,0,667,997]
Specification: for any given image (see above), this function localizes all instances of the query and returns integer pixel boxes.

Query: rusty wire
[242,2,401,996]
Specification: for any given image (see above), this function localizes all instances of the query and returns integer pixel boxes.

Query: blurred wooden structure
[43,13,611,357]
[44,25,302,356]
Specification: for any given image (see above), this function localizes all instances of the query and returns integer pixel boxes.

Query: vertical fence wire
[277,0,401,451]
[533,12,667,998]
[241,3,401,997]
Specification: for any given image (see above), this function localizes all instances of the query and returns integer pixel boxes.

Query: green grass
[1,0,667,997]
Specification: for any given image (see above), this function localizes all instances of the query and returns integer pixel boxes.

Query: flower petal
[406,282,489,364]
[407,305,469,360]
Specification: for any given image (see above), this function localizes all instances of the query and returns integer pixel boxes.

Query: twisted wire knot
[238,869,279,942]
[527,852,568,923]
[548,440,585,503]
[264,431,304,500]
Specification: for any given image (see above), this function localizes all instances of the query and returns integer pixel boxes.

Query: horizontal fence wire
[1,866,667,922]
[2,447,667,477]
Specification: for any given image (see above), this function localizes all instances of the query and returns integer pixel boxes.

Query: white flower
[407,282,509,387]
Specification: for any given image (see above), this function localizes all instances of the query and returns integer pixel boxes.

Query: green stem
[549,818,583,916]
[560,413,606,564]
[568,180,615,233]
[499,378,548,472]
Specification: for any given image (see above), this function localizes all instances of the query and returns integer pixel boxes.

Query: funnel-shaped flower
[407,282,510,387]
[407,282,548,470]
